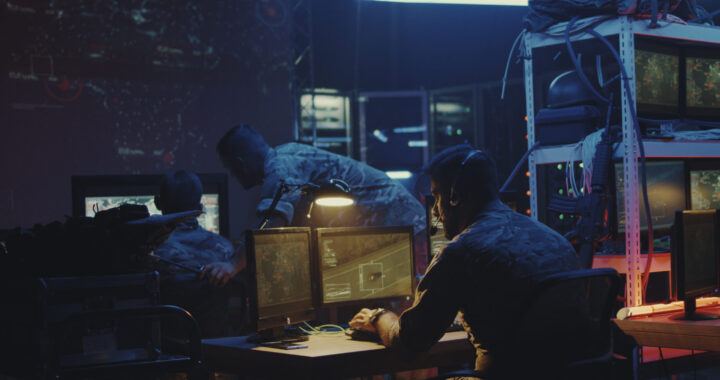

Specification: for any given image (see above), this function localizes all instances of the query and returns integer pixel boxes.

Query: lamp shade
[313,179,354,207]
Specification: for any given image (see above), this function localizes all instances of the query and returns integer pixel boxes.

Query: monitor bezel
[313,225,416,308]
[71,174,229,237]
[671,209,720,301]
[683,45,720,121]
[246,227,317,332]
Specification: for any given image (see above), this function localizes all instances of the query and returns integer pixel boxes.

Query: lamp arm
[258,182,289,229]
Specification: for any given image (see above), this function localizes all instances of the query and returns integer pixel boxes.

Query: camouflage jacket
[387,200,579,371]
[258,143,426,233]
[153,217,234,274]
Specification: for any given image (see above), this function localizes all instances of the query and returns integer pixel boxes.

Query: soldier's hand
[200,261,235,287]
[349,308,377,333]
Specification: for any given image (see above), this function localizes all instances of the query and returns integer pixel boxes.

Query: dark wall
[1,0,293,238]
[312,1,529,91]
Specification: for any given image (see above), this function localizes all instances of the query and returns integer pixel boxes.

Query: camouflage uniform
[154,217,236,338]
[258,143,426,234]
[386,200,579,374]
[154,217,234,273]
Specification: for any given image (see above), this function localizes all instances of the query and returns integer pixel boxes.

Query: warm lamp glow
[315,196,355,207]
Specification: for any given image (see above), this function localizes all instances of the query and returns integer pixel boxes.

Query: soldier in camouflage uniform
[154,170,237,337]
[350,144,580,378]
[205,124,427,285]
[153,170,235,275]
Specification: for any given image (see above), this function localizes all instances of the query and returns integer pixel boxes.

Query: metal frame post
[619,16,642,307]
[523,31,538,220]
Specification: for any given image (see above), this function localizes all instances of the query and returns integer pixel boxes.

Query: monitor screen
[246,228,315,331]
[635,42,680,116]
[72,174,228,236]
[315,226,415,306]
[615,161,686,232]
[84,194,220,234]
[672,210,719,300]
[685,47,720,118]
[690,169,720,211]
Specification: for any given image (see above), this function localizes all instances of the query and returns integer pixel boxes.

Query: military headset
[449,149,483,207]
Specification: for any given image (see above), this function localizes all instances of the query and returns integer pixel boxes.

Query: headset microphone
[430,217,440,236]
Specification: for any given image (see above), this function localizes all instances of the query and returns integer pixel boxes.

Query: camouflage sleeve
[387,244,463,360]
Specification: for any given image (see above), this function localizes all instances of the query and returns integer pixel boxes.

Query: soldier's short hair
[425,144,499,203]
[158,170,203,213]
[217,124,269,164]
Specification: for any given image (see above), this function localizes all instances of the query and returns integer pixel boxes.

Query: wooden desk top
[614,305,720,351]
[202,331,475,379]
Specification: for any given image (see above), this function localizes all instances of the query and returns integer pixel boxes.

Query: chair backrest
[511,268,621,370]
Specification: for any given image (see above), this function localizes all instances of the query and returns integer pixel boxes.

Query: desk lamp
[259,179,354,229]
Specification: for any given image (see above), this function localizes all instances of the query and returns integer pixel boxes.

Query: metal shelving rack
[524,16,720,307]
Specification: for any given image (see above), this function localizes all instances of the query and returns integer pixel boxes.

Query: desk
[202,331,475,379]
[613,305,720,351]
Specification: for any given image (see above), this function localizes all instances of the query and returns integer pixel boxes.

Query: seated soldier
[153,170,238,337]
[350,145,581,378]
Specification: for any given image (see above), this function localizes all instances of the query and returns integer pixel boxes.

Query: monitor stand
[670,298,720,321]
[247,326,309,349]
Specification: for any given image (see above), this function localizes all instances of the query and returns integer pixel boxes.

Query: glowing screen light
[368,0,528,6]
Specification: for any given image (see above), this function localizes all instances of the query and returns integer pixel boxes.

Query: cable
[499,141,541,192]
[301,321,347,335]
[690,8,720,23]
[501,30,526,100]
[565,17,609,104]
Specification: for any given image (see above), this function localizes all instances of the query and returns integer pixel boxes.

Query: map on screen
[251,231,313,310]
[317,228,414,304]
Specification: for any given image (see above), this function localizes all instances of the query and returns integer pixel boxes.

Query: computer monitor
[684,46,720,120]
[71,174,228,236]
[314,226,415,307]
[689,162,720,211]
[246,228,316,339]
[614,161,686,233]
[425,196,451,264]
[635,40,680,117]
[671,209,720,320]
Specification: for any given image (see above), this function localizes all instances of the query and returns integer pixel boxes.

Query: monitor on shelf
[314,226,415,307]
[614,160,686,234]
[684,46,720,120]
[246,228,316,343]
[670,209,720,320]
[635,39,681,118]
[688,161,720,211]
[71,174,229,237]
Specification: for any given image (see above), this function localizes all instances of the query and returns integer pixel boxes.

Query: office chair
[0,272,207,380]
[427,268,621,380]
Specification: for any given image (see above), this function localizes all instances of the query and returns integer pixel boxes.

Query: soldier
[153,170,237,337]
[203,124,427,285]
[350,144,580,377]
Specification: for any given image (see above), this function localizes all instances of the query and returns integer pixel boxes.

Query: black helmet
[546,70,598,109]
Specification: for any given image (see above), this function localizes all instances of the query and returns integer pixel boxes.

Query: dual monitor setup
[246,226,415,345]
[635,38,720,120]
[607,160,720,320]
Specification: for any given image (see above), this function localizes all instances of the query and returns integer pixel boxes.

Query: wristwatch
[369,308,389,326]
